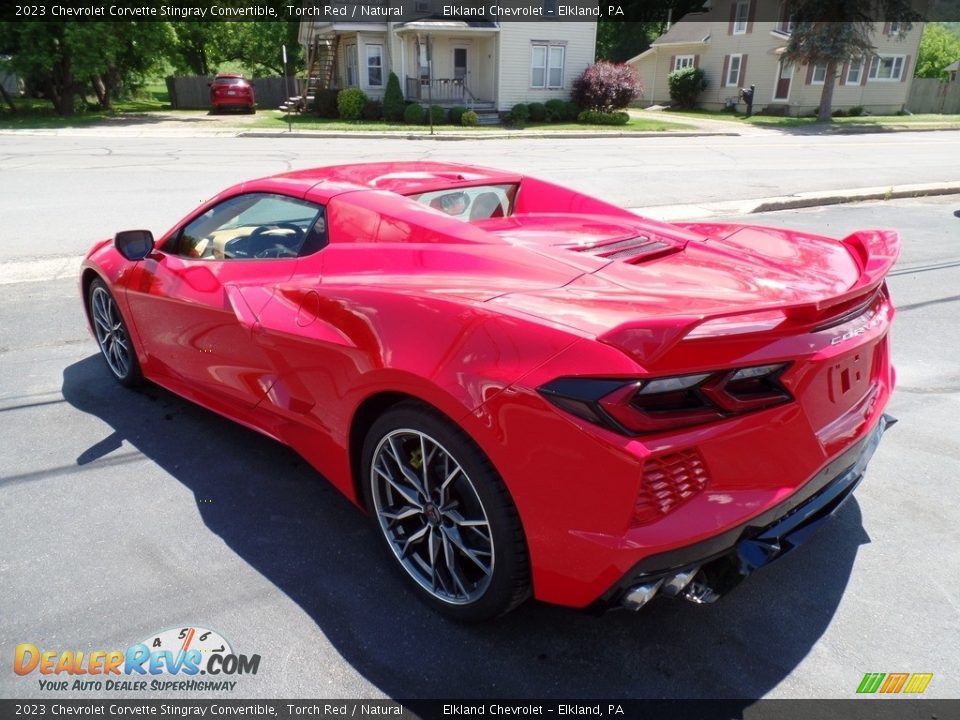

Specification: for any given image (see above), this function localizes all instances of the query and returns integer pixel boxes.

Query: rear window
[214,77,246,86]
[408,184,517,222]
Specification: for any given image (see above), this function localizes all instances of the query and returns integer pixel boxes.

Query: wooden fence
[165,76,298,110]
[906,78,960,115]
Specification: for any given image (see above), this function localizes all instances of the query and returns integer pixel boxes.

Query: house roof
[946,60,960,71]
[651,20,711,46]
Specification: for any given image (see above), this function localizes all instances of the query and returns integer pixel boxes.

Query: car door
[124,192,326,408]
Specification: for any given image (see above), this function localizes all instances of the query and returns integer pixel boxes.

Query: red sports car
[80,162,898,621]
[209,73,255,114]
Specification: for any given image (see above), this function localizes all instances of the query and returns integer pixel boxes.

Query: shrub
[403,102,424,124]
[337,88,367,120]
[832,108,848,117]
[448,105,468,124]
[528,102,547,122]
[667,67,707,109]
[572,62,641,111]
[507,103,529,127]
[313,88,339,118]
[428,104,445,125]
[848,105,864,116]
[563,100,581,120]
[361,99,383,121]
[461,110,479,127]
[383,72,405,121]
[544,99,566,122]
[577,109,630,125]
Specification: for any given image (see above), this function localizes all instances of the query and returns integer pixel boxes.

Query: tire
[362,401,530,621]
[88,278,142,387]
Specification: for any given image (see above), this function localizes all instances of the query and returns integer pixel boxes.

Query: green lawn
[0,84,172,129]
[647,108,960,129]
[251,112,694,133]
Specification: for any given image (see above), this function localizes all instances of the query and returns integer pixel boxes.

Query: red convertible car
[80,162,898,620]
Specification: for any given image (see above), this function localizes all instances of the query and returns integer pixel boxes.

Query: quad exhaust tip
[623,567,704,610]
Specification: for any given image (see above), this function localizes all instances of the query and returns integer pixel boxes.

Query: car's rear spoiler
[599,229,900,364]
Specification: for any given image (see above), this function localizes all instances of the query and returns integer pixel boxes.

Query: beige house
[298,11,596,118]
[628,1,923,116]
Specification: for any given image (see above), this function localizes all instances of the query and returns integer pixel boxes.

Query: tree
[167,23,222,76]
[596,1,710,61]
[382,72,404,122]
[216,22,302,77]
[0,21,169,114]
[915,23,960,79]
[784,0,920,122]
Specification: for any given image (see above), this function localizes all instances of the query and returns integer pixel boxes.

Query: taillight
[538,363,791,434]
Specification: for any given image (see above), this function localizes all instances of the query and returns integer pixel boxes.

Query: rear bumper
[591,413,895,612]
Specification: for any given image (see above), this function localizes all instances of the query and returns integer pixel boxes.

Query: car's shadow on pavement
[63,355,869,701]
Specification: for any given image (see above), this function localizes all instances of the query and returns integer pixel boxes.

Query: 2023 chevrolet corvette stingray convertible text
[81,162,898,620]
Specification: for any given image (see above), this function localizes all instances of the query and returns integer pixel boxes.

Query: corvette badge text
[13,627,259,693]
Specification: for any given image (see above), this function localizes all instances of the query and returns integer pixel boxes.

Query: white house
[628,1,923,116]
[298,9,597,114]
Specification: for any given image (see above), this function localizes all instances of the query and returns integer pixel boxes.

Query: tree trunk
[0,83,16,112]
[817,59,839,122]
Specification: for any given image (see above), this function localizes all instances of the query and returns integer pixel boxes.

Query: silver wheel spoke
[399,523,429,558]
[379,504,421,524]
[92,287,130,379]
[375,463,421,509]
[385,437,427,498]
[441,525,491,573]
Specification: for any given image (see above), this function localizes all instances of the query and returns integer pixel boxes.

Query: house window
[888,21,902,35]
[846,58,864,84]
[726,54,743,86]
[811,64,828,84]
[733,0,750,34]
[673,55,695,71]
[776,17,795,34]
[345,44,357,87]
[366,44,383,87]
[868,54,905,81]
[531,43,565,89]
[415,0,430,11]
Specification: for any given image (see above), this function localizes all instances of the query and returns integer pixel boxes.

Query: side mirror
[114,230,155,261]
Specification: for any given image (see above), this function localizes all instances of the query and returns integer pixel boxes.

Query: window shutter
[721,55,730,86]
[694,55,700,69]
[669,55,676,72]
[738,55,748,87]
[805,63,814,85]
[862,57,870,85]
[901,55,911,82]
[839,61,849,86]
[728,3,737,34]
[746,0,756,33]
[882,22,890,35]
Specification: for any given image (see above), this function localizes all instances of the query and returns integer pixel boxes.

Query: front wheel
[362,402,530,621]
[88,278,142,387]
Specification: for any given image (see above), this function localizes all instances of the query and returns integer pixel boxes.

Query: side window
[171,193,326,260]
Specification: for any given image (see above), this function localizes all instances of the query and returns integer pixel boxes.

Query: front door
[774,59,793,101]
[453,47,468,82]
[124,192,325,407]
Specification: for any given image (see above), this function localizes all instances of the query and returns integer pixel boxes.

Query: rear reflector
[633,449,710,526]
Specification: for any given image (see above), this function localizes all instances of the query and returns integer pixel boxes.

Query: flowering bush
[572,62,641,111]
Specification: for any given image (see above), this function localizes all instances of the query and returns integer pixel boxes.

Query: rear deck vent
[573,237,672,263]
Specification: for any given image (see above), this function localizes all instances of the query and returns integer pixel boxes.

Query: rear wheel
[362,402,530,621]
[89,279,142,387]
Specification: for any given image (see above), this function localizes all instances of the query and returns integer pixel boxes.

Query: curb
[633,181,960,221]
[238,130,740,141]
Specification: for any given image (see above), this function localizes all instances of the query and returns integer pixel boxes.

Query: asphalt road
[1,191,957,701]
[1,130,959,261]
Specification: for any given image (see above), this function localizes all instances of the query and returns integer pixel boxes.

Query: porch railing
[405,76,475,104]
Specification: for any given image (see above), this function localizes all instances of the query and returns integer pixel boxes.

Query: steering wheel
[250,222,304,258]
